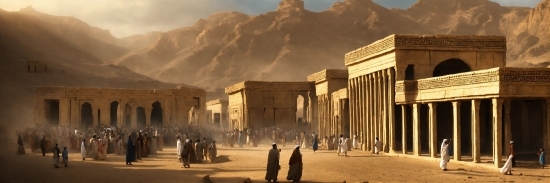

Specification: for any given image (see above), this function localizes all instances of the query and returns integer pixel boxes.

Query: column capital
[472,99,481,108]
[452,101,461,107]
[492,98,504,106]
[428,102,437,108]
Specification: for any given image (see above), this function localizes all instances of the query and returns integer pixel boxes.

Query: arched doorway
[46,100,59,126]
[136,107,146,129]
[81,103,93,128]
[110,101,119,127]
[151,101,163,128]
[433,59,471,77]
[125,104,132,127]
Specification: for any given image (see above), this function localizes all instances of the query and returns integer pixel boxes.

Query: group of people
[175,136,218,168]
[265,143,303,182]
[439,139,546,174]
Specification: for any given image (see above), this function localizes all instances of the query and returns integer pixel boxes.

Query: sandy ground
[1,140,549,183]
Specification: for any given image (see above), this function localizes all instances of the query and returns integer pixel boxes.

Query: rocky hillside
[114,0,430,89]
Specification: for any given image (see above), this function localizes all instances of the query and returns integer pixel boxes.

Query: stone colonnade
[349,67,395,152]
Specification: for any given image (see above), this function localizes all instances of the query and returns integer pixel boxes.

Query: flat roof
[307,69,348,83]
[345,34,506,66]
[225,81,313,94]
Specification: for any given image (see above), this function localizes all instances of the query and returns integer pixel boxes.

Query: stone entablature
[307,69,349,83]
[395,67,550,104]
[225,81,313,94]
[345,34,506,66]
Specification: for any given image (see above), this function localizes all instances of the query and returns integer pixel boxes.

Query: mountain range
[2,0,550,129]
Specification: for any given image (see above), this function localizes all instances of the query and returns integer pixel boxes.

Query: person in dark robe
[181,139,192,168]
[126,135,135,165]
[312,135,319,152]
[287,145,303,182]
[40,135,47,156]
[189,139,197,163]
[137,133,143,160]
[17,134,25,154]
[265,143,280,182]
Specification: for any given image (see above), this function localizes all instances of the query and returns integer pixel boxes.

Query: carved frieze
[345,34,506,66]
[396,67,550,92]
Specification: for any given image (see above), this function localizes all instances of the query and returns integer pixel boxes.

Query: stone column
[402,105,408,154]
[504,100,512,157]
[352,79,357,147]
[452,101,461,161]
[493,98,503,167]
[358,76,363,143]
[382,70,388,152]
[374,72,380,142]
[146,107,152,127]
[131,106,137,129]
[70,98,79,127]
[471,100,481,163]
[428,102,437,158]
[368,74,374,151]
[388,68,396,153]
[412,103,421,156]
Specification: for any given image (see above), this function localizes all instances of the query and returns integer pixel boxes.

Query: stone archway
[81,102,93,128]
[45,100,59,126]
[110,101,119,127]
[136,107,146,129]
[151,101,163,128]
[433,58,472,77]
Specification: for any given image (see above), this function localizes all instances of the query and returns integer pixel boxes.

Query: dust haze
[1,0,550,153]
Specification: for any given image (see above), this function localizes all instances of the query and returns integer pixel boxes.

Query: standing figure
[500,155,514,175]
[126,135,134,165]
[374,137,382,154]
[62,147,68,167]
[340,137,348,157]
[538,148,545,169]
[176,136,182,162]
[337,135,343,156]
[312,135,318,152]
[182,139,192,168]
[195,139,204,162]
[265,143,280,183]
[17,134,25,154]
[202,137,208,161]
[53,143,61,168]
[286,145,303,182]
[440,139,451,171]
[81,139,87,160]
[40,135,47,156]
[209,141,217,163]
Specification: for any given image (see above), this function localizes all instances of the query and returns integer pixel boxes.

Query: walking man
[265,143,280,182]
[440,139,451,171]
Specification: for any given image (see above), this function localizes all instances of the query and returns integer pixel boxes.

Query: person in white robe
[500,155,514,175]
[81,139,87,160]
[53,144,61,168]
[440,139,451,171]
[340,137,348,157]
[176,137,182,162]
[117,136,124,155]
[337,135,343,156]
[374,137,382,154]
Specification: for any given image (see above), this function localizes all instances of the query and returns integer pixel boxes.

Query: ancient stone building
[345,34,550,167]
[206,99,229,129]
[307,69,349,140]
[34,86,206,129]
[225,81,315,131]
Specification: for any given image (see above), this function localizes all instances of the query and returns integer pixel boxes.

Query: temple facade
[206,99,229,129]
[33,86,206,129]
[225,81,315,131]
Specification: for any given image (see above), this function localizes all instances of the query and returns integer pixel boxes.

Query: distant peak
[277,0,304,12]
[20,5,37,12]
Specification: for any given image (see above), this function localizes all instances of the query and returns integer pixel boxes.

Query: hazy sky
[0,0,542,38]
